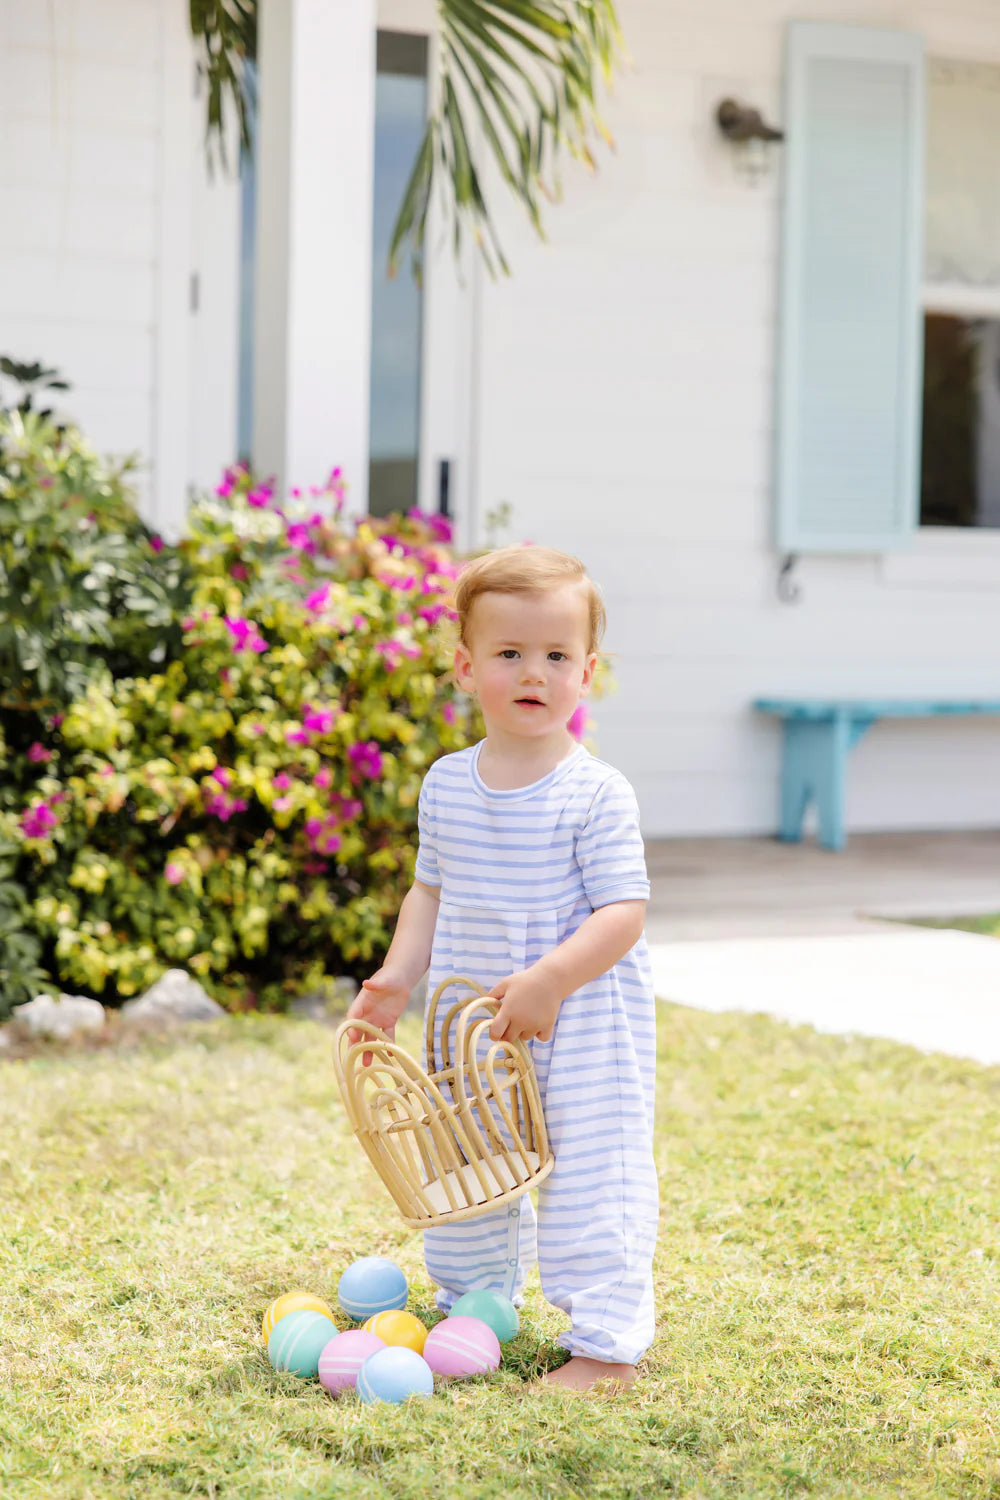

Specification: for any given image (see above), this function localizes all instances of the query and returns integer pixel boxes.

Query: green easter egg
[449,1290,520,1343]
[267,1309,336,1377]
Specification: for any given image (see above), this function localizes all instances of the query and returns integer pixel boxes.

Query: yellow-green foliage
[6,467,475,1009]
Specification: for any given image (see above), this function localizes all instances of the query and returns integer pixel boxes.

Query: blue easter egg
[356,1345,434,1404]
[267,1309,337,1378]
[337,1257,408,1320]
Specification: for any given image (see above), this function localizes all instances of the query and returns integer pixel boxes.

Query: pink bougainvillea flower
[314,767,332,790]
[418,603,447,627]
[376,641,402,673]
[210,767,232,788]
[285,521,317,555]
[303,705,337,735]
[149,534,164,553]
[567,704,589,741]
[285,726,308,746]
[290,486,302,498]
[20,804,57,839]
[304,817,323,841]
[224,616,268,654]
[165,861,185,886]
[397,610,413,626]
[319,832,341,855]
[26,742,52,763]
[273,795,294,813]
[230,562,249,582]
[251,722,266,736]
[273,772,292,791]
[304,584,330,613]
[247,484,273,508]
[215,478,234,498]
[352,614,367,631]
[205,792,248,822]
[348,741,383,780]
[50,713,64,730]
[442,702,457,726]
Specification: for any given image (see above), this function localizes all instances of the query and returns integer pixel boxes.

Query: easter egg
[449,1290,520,1343]
[318,1329,386,1395]
[422,1315,501,1379]
[356,1346,434,1405]
[261,1290,335,1342]
[362,1309,428,1354]
[337,1257,408,1320]
[267,1310,338,1378]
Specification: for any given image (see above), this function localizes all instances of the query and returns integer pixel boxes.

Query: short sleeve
[576,773,650,908]
[414,773,440,887]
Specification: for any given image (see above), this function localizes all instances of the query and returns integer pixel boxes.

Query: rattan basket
[333,975,554,1229]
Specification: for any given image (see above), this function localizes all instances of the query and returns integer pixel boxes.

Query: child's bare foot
[541,1357,636,1392]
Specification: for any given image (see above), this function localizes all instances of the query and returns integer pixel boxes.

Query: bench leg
[778,717,851,851]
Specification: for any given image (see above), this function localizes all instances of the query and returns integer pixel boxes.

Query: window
[920,60,1000,529]
[368,32,428,518]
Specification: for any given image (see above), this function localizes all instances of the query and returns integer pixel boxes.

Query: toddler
[346,545,658,1392]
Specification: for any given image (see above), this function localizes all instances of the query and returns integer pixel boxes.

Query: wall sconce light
[715,98,784,181]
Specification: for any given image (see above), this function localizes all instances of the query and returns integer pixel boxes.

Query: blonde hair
[453,546,606,655]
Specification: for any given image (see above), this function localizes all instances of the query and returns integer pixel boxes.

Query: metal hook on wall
[777,553,801,605]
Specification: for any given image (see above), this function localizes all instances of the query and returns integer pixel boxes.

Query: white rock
[12,993,106,1039]
[120,969,225,1025]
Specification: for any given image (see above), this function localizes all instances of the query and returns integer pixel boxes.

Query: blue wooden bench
[754,698,1000,851]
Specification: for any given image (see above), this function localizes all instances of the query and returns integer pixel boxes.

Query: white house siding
[468,0,1000,839]
[0,0,237,532]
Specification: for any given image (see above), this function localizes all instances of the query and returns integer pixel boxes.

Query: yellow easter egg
[362,1309,428,1354]
[262,1290,335,1342]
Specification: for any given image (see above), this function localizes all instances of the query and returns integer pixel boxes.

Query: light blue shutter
[775,23,925,553]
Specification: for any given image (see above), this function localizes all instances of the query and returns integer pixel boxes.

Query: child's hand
[487,968,563,1044]
[345,968,414,1059]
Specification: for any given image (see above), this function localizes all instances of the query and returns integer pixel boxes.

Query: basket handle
[425,975,497,1073]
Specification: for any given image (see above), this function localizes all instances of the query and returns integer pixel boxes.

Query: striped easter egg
[337,1257,408,1320]
[261,1290,335,1342]
[318,1329,386,1395]
[267,1310,337,1378]
[356,1346,434,1405]
[362,1310,428,1354]
[422,1315,501,1379]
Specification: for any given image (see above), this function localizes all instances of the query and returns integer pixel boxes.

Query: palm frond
[188,0,257,170]
[389,0,623,278]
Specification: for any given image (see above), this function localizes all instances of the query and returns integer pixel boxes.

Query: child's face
[454,584,597,741]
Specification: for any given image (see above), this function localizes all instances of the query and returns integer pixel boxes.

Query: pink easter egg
[318,1329,387,1394]
[423,1315,501,1379]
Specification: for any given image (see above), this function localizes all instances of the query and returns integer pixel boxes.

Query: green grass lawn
[2,1006,999,1500]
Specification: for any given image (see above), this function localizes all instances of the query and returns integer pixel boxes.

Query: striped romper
[415,739,659,1365]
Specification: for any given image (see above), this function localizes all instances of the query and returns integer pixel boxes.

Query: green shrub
[7,464,476,1010]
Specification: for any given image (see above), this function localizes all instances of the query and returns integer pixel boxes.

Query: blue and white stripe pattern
[416,740,658,1366]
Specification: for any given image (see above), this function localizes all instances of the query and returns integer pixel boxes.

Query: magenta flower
[418,603,447,627]
[352,614,367,631]
[273,772,292,791]
[165,861,185,886]
[397,610,413,626]
[224,616,268,654]
[27,742,52,764]
[285,726,308,746]
[304,817,323,841]
[376,641,402,673]
[442,702,457,726]
[211,767,232,788]
[215,478,234,498]
[304,585,330,613]
[149,534,164,553]
[247,484,273,508]
[50,714,64,730]
[286,521,317,555]
[230,562,249,582]
[303,705,337,735]
[319,832,341,855]
[205,792,249,822]
[20,804,57,839]
[273,795,294,813]
[251,722,266,736]
[314,767,332,790]
[567,704,589,741]
[348,741,383,780]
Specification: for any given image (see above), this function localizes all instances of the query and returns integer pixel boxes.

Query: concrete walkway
[644,832,1000,1066]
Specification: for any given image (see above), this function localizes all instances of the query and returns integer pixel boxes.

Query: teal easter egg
[356,1346,434,1404]
[267,1310,337,1377]
[449,1290,520,1343]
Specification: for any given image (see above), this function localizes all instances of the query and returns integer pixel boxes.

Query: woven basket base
[422,1150,544,1217]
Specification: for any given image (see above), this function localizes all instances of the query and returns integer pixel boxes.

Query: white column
[253,0,376,508]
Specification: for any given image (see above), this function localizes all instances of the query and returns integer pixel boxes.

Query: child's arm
[345,879,440,1044]
[488,900,646,1044]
